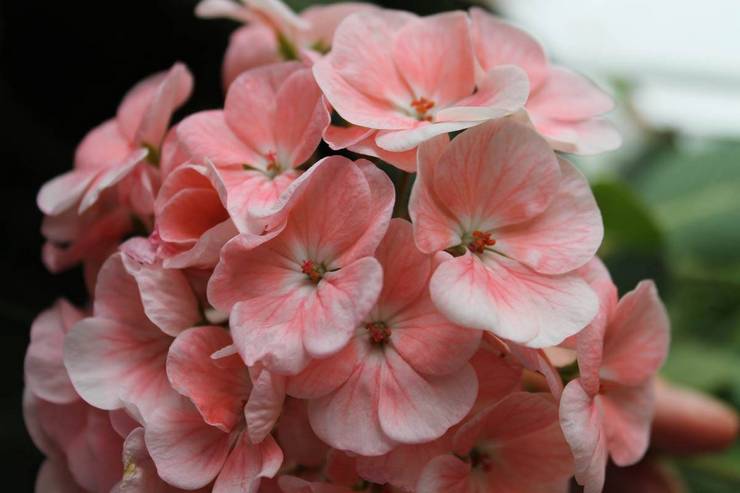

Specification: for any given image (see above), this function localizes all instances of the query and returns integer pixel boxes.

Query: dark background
[0,0,475,489]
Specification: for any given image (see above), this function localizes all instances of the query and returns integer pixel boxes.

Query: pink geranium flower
[416,392,574,493]
[145,325,284,492]
[37,63,193,273]
[469,8,620,155]
[286,219,481,456]
[313,10,529,159]
[63,243,204,422]
[559,259,670,493]
[177,62,330,233]
[409,119,603,347]
[197,0,374,87]
[207,156,394,375]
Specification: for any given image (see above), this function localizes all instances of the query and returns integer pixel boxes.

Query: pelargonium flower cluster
[25,2,667,493]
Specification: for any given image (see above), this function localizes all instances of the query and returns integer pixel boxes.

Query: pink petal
[507,343,563,400]
[470,7,549,90]
[416,455,472,493]
[92,253,154,330]
[286,342,359,399]
[37,170,97,216]
[345,129,419,172]
[213,433,283,493]
[533,115,622,155]
[78,148,148,213]
[323,124,374,150]
[308,352,397,456]
[145,397,232,490]
[224,62,304,155]
[167,326,251,433]
[601,281,670,386]
[278,476,349,493]
[177,110,262,165]
[245,370,286,443]
[430,119,561,232]
[64,316,176,421]
[158,187,228,243]
[276,398,329,468]
[378,350,477,444]
[299,2,377,47]
[392,12,475,109]
[601,380,655,467]
[223,25,280,88]
[434,65,529,123]
[74,119,133,171]
[495,158,603,275]
[274,67,330,167]
[528,66,614,121]
[559,379,608,493]
[24,300,83,404]
[117,63,193,147]
[163,220,238,270]
[375,120,478,153]
[35,460,86,493]
[470,336,524,409]
[430,253,598,347]
[312,10,417,130]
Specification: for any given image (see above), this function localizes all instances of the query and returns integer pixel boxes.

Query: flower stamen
[411,97,435,121]
[468,230,496,254]
[301,260,325,284]
[366,321,391,345]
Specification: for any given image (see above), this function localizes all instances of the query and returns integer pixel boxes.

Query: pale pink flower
[154,164,238,269]
[177,62,330,233]
[409,119,603,348]
[208,156,394,375]
[559,258,670,493]
[37,63,193,273]
[470,8,621,155]
[145,325,284,492]
[416,392,574,493]
[286,219,481,456]
[63,244,203,422]
[197,0,374,86]
[313,10,529,158]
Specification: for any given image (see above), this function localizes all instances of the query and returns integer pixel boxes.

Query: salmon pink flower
[559,259,670,493]
[63,244,204,422]
[146,325,284,492]
[409,119,603,348]
[470,8,620,155]
[286,219,481,456]
[177,62,330,233]
[313,10,529,157]
[37,63,193,273]
[416,392,574,493]
[208,156,394,375]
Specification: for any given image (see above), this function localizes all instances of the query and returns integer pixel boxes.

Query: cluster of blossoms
[26,1,669,493]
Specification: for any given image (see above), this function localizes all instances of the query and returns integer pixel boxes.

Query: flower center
[366,321,391,345]
[469,447,494,472]
[410,97,435,121]
[301,260,325,284]
[265,151,281,177]
[468,230,496,254]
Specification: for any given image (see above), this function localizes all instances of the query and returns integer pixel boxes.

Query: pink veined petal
[74,119,133,172]
[37,169,98,216]
[158,188,229,244]
[347,130,419,172]
[312,10,418,130]
[109,409,140,439]
[245,370,286,443]
[375,120,479,153]
[213,433,283,493]
[430,119,560,232]
[63,317,176,421]
[470,336,524,409]
[469,7,549,90]
[78,148,148,213]
[177,110,263,166]
[532,115,622,155]
[145,397,233,490]
[120,253,201,337]
[277,398,329,468]
[391,12,475,109]
[434,65,530,123]
[246,0,309,33]
[224,62,304,155]
[24,300,83,404]
[378,350,477,445]
[409,134,460,253]
[274,67,330,168]
[528,66,614,122]
[308,351,397,456]
[299,2,377,47]
[222,25,280,89]
[430,252,598,347]
[35,459,86,493]
[559,380,608,493]
[505,343,561,401]
[167,326,251,433]
[416,454,472,493]
[495,158,603,275]
[162,220,238,270]
[323,124,375,150]
[278,476,349,493]
[601,281,670,386]
[286,337,360,400]
[196,0,250,22]
[600,380,656,467]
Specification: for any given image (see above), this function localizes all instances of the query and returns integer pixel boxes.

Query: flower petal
[213,433,283,493]
[528,66,614,121]
[245,370,286,443]
[416,455,471,493]
[601,380,655,467]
